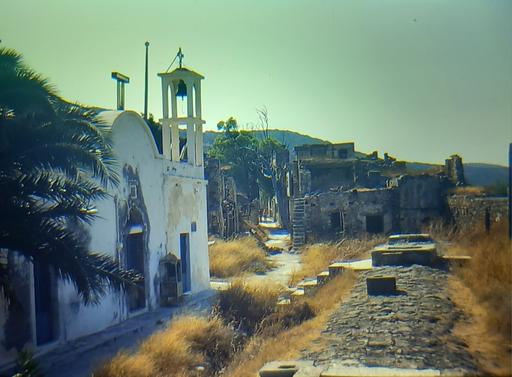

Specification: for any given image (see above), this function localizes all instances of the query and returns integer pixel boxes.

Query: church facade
[0,65,210,368]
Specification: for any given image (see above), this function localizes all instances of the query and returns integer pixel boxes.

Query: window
[330,211,344,231]
[366,215,384,234]
[338,149,348,159]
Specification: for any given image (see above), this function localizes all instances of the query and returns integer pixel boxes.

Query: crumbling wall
[295,143,355,160]
[305,188,395,240]
[391,175,446,233]
[205,159,224,236]
[448,195,508,233]
[445,155,465,186]
[204,159,240,238]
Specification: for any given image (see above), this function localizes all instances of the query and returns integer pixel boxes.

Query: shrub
[214,279,282,335]
[209,237,273,278]
[94,315,236,377]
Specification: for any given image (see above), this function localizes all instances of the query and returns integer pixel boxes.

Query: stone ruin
[287,143,470,247]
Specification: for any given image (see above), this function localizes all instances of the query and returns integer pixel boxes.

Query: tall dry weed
[209,237,273,278]
[214,279,283,335]
[93,315,236,377]
[451,221,512,337]
[222,271,356,377]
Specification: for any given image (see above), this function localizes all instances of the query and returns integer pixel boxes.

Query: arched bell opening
[174,79,190,119]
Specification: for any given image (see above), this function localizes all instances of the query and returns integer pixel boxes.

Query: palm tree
[0,47,141,304]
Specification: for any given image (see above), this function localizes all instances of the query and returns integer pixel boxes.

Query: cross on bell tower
[158,49,204,166]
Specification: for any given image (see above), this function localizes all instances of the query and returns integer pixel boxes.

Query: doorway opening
[330,211,344,232]
[366,214,384,234]
[34,261,58,345]
[126,209,146,312]
[180,233,191,293]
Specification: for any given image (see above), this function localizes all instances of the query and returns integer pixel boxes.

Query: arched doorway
[125,208,146,311]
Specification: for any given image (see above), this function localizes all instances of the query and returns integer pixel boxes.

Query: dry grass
[96,248,357,377]
[447,221,512,375]
[306,271,356,314]
[93,315,236,377]
[289,237,383,285]
[209,236,273,278]
[453,222,511,335]
[450,277,512,377]
[222,272,356,377]
[450,185,487,196]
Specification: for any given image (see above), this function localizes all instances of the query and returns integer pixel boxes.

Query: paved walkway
[39,290,216,377]
[301,266,479,375]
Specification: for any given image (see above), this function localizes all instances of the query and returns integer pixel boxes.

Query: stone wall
[448,195,509,232]
[295,143,356,160]
[301,174,449,241]
[392,175,446,233]
[205,159,224,236]
[305,188,396,241]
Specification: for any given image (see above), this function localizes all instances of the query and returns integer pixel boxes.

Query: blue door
[180,233,191,292]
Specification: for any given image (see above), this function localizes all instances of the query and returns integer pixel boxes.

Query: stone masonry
[301,266,479,375]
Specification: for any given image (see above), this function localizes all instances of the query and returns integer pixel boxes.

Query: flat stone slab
[321,365,441,376]
[330,259,373,272]
[259,360,321,377]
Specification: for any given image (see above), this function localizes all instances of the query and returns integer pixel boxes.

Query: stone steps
[292,198,307,249]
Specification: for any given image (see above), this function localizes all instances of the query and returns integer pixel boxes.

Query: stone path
[211,223,299,289]
[248,251,301,286]
[301,266,479,375]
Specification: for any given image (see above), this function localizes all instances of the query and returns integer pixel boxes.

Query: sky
[2,0,511,165]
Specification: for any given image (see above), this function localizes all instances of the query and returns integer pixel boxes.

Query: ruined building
[445,154,466,186]
[205,158,240,238]
[288,143,450,247]
[0,64,210,368]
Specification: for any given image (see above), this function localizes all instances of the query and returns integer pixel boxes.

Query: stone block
[440,255,471,269]
[366,276,396,295]
[302,279,319,296]
[259,360,321,377]
[371,250,437,267]
[328,263,346,277]
[317,270,331,285]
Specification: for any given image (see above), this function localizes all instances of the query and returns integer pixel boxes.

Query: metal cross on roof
[177,48,184,68]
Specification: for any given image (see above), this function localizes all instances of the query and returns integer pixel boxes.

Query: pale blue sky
[2,0,511,165]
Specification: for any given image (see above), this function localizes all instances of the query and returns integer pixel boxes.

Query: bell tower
[158,49,204,166]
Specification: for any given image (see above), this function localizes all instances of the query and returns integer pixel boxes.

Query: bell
[176,80,187,99]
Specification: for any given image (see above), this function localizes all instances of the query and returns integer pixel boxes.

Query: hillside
[406,161,508,187]
[464,163,508,187]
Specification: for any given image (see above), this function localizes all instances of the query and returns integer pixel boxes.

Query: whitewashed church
[0,64,210,367]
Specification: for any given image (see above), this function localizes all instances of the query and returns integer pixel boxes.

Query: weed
[209,237,273,278]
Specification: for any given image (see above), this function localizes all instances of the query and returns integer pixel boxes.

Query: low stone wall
[448,195,508,232]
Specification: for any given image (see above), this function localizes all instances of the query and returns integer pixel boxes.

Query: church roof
[157,67,204,79]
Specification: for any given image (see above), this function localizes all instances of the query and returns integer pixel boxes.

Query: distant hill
[463,163,508,187]
[406,161,508,187]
